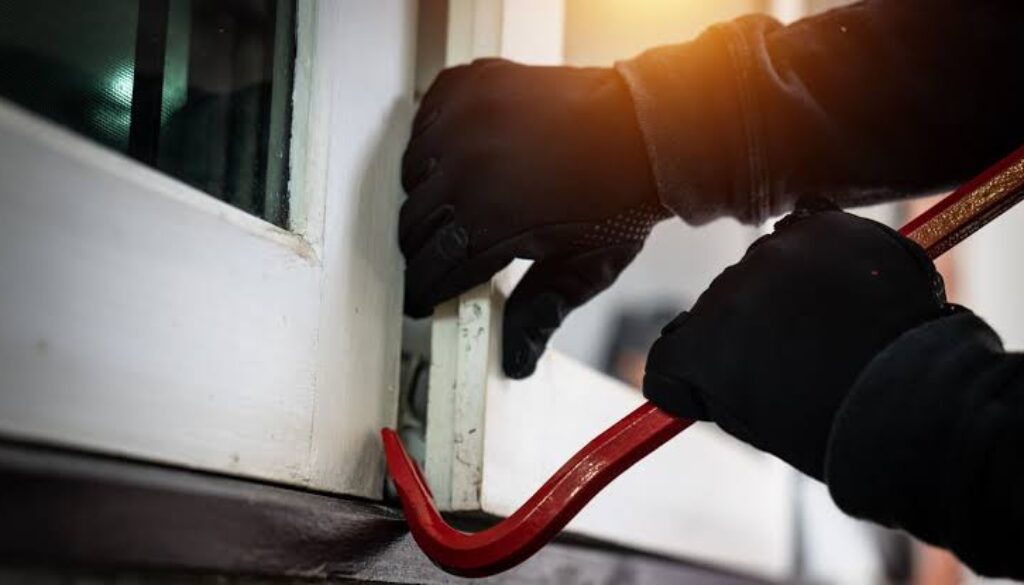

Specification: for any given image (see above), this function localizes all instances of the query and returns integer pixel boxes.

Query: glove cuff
[615,16,783,225]
[824,311,1002,546]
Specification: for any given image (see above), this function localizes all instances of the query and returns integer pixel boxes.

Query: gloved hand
[401,58,668,379]
[643,200,950,479]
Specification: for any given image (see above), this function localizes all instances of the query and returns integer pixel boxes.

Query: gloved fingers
[399,202,454,261]
[642,371,710,421]
[412,58,510,139]
[402,94,455,194]
[399,164,451,258]
[404,224,512,318]
[425,250,513,314]
[502,245,638,379]
[403,206,578,320]
[401,138,439,193]
[404,221,468,317]
[642,330,712,421]
[647,363,758,453]
[412,63,471,136]
[400,93,466,257]
[403,70,467,193]
[409,102,442,142]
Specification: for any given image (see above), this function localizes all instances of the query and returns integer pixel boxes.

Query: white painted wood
[299,0,413,494]
[0,0,415,498]
[423,1,794,577]
[425,301,460,504]
[425,0,558,513]
[425,0,510,512]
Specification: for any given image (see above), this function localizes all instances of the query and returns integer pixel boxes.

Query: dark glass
[0,0,296,227]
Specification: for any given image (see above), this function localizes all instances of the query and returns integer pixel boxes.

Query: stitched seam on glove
[721,19,772,223]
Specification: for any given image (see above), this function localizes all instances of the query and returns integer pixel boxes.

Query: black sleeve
[615,0,1024,225]
[825,311,1024,579]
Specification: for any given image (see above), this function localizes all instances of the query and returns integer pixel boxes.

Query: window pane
[0,0,296,227]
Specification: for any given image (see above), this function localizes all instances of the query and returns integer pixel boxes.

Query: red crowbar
[382,144,1024,577]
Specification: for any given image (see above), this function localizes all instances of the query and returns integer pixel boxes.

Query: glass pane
[0,0,296,227]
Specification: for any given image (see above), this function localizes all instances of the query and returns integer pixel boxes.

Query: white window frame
[0,0,415,499]
[423,1,795,579]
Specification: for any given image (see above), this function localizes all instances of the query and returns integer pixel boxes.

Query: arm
[618,0,1024,224]
[399,0,1023,379]
[828,312,1024,578]
[642,201,1024,578]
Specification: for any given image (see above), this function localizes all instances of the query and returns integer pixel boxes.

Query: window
[0,2,408,501]
[0,0,296,226]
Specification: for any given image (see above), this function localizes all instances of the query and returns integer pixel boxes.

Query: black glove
[643,200,949,479]
[401,58,667,379]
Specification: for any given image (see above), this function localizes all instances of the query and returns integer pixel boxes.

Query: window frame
[0,0,412,499]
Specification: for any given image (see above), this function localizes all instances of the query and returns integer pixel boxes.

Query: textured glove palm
[643,202,948,479]
[401,59,666,379]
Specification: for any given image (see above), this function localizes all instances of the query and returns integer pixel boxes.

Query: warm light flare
[565,0,763,66]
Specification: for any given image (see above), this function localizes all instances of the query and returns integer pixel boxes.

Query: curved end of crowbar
[382,402,692,577]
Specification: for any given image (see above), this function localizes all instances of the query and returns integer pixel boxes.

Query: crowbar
[383,144,1024,577]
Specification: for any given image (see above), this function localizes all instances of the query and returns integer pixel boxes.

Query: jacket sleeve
[825,311,1024,579]
[615,0,1024,225]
